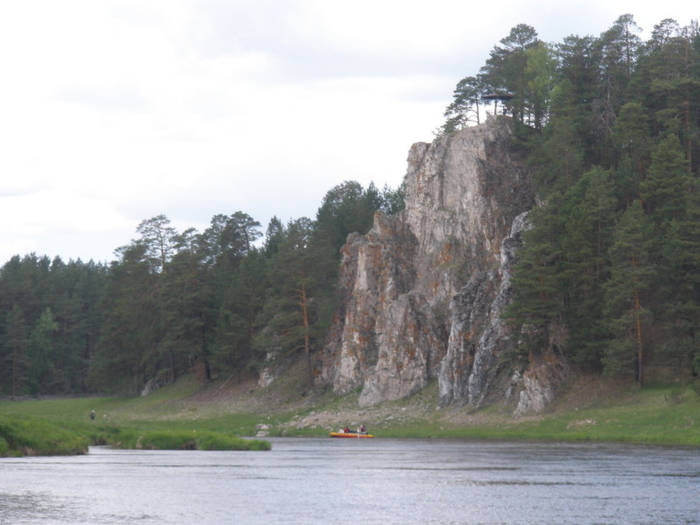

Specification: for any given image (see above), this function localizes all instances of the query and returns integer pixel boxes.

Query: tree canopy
[467,15,700,385]
[0,182,404,395]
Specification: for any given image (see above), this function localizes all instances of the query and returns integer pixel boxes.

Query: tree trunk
[300,283,313,386]
[634,290,644,387]
[632,251,644,388]
[11,342,20,399]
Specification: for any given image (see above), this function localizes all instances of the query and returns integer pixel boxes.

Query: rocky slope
[319,117,569,414]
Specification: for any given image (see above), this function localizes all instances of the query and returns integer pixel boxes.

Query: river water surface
[0,438,698,524]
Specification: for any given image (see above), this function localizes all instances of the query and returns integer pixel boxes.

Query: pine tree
[255,218,336,385]
[480,24,540,123]
[4,305,29,397]
[602,201,656,385]
[159,229,210,383]
[535,88,585,192]
[26,308,58,395]
[594,15,642,164]
[506,202,564,353]
[90,243,158,393]
[642,22,700,171]
[442,75,483,132]
[558,167,616,367]
[314,181,378,254]
[613,102,651,174]
[524,42,556,129]
[212,249,267,380]
[641,134,692,223]
[135,215,177,273]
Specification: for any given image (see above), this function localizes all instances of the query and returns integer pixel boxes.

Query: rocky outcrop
[438,211,529,408]
[320,117,567,413]
[512,322,570,415]
[318,211,444,407]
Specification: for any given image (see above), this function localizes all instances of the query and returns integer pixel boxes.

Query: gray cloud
[1,0,697,265]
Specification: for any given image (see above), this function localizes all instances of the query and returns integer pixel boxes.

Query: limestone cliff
[319,117,567,413]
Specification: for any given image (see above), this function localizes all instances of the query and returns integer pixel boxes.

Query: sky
[0,0,697,265]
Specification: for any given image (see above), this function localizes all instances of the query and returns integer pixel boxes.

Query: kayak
[329,432,374,438]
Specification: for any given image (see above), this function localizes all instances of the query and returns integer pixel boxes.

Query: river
[0,438,697,524]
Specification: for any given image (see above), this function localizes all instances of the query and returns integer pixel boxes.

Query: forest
[0,183,403,396]
[1,14,699,396]
[464,15,700,387]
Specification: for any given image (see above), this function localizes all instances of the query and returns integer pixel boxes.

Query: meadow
[1,375,699,456]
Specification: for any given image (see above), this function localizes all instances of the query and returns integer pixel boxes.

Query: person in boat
[359,425,366,434]
[343,426,351,433]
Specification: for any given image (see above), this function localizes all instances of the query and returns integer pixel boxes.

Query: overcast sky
[0,1,697,264]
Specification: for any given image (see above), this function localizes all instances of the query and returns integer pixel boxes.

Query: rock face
[320,117,566,413]
[438,212,529,408]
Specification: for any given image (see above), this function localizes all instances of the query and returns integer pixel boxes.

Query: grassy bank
[2,371,699,452]
[371,388,700,445]
[0,378,271,455]
[272,380,700,446]
[0,416,90,456]
[0,412,270,456]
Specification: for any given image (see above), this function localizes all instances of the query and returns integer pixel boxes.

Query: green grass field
[1,375,699,455]
[0,378,271,456]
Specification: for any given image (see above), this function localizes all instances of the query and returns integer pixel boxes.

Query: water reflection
[0,439,698,524]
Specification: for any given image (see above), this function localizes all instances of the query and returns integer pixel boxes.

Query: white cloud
[0,0,697,263]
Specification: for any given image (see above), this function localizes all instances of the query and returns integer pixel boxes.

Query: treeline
[441,14,700,384]
[0,182,404,396]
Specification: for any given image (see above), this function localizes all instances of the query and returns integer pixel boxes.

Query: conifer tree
[480,24,540,123]
[159,228,210,383]
[602,201,655,385]
[558,167,616,367]
[314,181,378,254]
[26,308,58,395]
[90,243,158,393]
[4,305,28,397]
[442,75,483,132]
[641,134,692,223]
[255,218,336,385]
[212,249,267,380]
[594,14,642,164]
[506,203,564,352]
[613,102,651,174]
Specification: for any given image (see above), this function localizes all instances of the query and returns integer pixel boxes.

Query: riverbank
[2,360,699,448]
